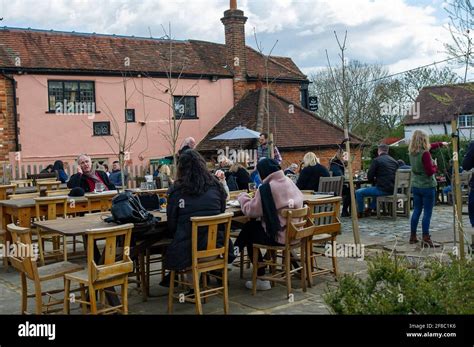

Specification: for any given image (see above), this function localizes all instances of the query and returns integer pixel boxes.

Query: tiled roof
[404,82,474,125]
[0,27,307,81]
[197,88,362,152]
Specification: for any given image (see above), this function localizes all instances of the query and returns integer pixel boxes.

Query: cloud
[0,0,466,79]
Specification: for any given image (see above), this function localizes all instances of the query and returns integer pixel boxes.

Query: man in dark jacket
[355,144,399,217]
[462,141,474,228]
[67,154,115,192]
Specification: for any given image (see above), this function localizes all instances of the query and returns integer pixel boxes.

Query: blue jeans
[468,190,474,227]
[410,187,435,235]
[355,186,390,213]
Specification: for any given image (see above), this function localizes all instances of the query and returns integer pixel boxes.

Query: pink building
[0,1,308,177]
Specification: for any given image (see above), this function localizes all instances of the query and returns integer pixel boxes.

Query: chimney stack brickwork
[221,2,248,105]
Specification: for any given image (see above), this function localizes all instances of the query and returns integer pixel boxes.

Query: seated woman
[296,152,330,191]
[52,160,69,183]
[67,154,115,192]
[40,164,54,174]
[164,150,234,276]
[228,162,250,191]
[235,158,304,291]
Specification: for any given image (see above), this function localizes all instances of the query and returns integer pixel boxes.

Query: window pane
[64,82,79,104]
[185,97,196,117]
[173,96,196,119]
[48,81,63,111]
[459,115,466,127]
[79,82,95,105]
[93,122,110,136]
[468,115,474,127]
[125,109,135,122]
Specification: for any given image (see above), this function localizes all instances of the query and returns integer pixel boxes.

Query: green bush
[324,253,474,314]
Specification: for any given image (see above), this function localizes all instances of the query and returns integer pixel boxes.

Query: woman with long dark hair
[52,160,69,183]
[164,150,233,273]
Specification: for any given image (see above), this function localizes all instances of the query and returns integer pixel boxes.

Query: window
[173,96,197,119]
[93,122,111,136]
[125,109,135,122]
[300,85,309,109]
[459,114,474,128]
[48,80,96,112]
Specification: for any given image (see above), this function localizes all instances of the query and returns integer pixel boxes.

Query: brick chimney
[221,0,248,104]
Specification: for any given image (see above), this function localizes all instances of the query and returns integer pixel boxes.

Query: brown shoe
[422,234,440,247]
[409,234,418,244]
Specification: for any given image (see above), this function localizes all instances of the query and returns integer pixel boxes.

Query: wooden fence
[1,163,162,188]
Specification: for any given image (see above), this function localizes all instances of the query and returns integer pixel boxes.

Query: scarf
[257,158,282,241]
[84,170,103,184]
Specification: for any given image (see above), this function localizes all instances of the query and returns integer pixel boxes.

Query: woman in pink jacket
[236,158,304,291]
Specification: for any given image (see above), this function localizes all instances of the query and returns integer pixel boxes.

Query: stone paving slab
[0,204,470,315]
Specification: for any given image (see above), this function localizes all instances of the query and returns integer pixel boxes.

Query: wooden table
[0,193,116,268]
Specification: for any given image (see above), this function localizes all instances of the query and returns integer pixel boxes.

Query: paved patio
[0,204,471,315]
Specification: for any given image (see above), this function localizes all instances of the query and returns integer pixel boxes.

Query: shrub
[324,253,474,314]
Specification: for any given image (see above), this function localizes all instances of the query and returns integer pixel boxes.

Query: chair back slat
[8,192,41,200]
[46,189,71,197]
[34,197,67,220]
[11,179,34,188]
[190,212,233,267]
[85,224,133,283]
[305,197,342,235]
[317,176,344,196]
[6,224,38,280]
[0,184,16,200]
[281,206,315,241]
[394,169,412,195]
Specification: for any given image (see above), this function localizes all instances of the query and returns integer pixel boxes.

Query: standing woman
[408,130,448,246]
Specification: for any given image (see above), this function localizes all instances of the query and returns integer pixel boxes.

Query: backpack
[105,192,161,239]
[226,174,239,191]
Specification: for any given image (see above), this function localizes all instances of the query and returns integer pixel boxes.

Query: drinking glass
[95,182,105,193]
[248,182,257,192]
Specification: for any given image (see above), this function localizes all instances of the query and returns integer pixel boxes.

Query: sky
[0,0,471,79]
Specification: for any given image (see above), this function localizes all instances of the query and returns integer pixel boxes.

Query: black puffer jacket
[164,182,235,270]
[67,170,115,192]
[367,153,399,193]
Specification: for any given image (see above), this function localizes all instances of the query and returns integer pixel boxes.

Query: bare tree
[443,0,473,82]
[325,31,361,244]
[82,73,148,189]
[132,23,201,178]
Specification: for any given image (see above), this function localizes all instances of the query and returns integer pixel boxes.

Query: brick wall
[242,81,301,106]
[280,147,362,173]
[0,75,17,178]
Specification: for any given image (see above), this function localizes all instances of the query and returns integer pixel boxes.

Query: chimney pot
[230,0,237,10]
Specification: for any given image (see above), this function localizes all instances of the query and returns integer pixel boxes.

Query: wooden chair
[0,184,16,200]
[8,192,40,200]
[85,194,113,213]
[447,171,472,205]
[46,189,71,197]
[305,197,342,286]
[136,238,173,301]
[7,223,82,314]
[64,224,134,315]
[317,176,344,196]
[34,197,68,265]
[376,169,412,219]
[251,206,315,298]
[36,181,62,193]
[11,179,34,188]
[168,212,233,315]
[300,190,314,194]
